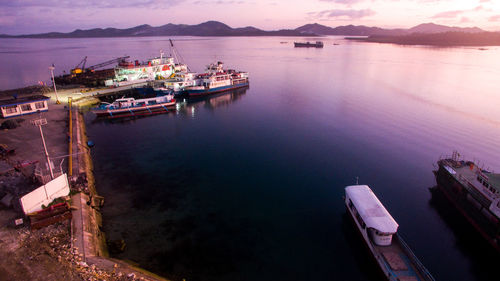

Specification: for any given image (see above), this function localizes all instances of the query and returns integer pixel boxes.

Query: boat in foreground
[91,94,176,118]
[345,185,435,281]
[433,151,500,251]
[294,41,324,48]
[185,61,249,97]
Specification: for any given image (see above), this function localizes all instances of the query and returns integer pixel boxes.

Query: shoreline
[0,86,169,280]
[71,95,169,280]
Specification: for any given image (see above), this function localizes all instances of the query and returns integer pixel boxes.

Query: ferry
[294,41,324,48]
[91,94,176,117]
[433,151,500,251]
[345,185,435,281]
[184,62,249,97]
[137,71,197,96]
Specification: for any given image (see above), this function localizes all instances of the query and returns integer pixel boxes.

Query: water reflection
[428,186,499,281]
[176,86,249,118]
[90,86,248,123]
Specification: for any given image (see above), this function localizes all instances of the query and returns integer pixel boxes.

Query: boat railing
[457,174,494,207]
[396,234,436,281]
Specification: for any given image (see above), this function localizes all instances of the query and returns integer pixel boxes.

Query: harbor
[1,36,499,281]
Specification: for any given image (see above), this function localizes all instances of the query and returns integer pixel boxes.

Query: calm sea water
[2,37,500,281]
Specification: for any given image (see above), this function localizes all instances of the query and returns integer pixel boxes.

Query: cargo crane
[70,56,130,75]
[70,56,87,74]
[86,56,130,72]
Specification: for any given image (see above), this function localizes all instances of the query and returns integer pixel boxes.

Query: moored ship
[294,41,324,48]
[345,185,435,281]
[91,94,176,118]
[433,151,500,251]
[184,61,249,97]
[105,52,188,87]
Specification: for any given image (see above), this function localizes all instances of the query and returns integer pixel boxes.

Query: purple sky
[1,0,499,35]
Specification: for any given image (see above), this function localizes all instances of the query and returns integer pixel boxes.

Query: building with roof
[0,95,50,118]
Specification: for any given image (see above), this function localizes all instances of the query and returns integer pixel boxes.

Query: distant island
[348,32,500,46]
[1,21,500,46]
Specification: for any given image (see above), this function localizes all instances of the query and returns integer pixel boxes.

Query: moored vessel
[433,151,500,251]
[91,94,176,118]
[345,185,435,281]
[294,41,324,48]
[105,52,188,87]
[184,61,249,97]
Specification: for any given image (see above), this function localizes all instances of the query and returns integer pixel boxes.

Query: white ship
[344,185,435,281]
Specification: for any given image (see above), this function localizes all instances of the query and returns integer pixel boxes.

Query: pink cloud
[431,10,464,19]
[489,15,500,22]
[313,8,376,20]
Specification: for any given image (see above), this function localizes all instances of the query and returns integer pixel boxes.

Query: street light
[31,117,54,180]
[48,65,60,104]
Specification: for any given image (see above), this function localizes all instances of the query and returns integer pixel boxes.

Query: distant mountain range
[0,21,487,38]
[296,22,484,36]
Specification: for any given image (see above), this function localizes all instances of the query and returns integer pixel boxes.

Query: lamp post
[49,65,60,104]
[31,117,54,180]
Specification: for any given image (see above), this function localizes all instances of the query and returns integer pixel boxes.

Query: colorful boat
[136,71,197,96]
[105,52,188,87]
[184,62,249,97]
[433,151,500,251]
[91,94,176,117]
[294,41,323,48]
[345,185,435,281]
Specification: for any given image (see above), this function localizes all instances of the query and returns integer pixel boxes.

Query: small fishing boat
[344,185,435,281]
[91,94,176,117]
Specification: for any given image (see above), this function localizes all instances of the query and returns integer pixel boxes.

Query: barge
[433,151,500,251]
[294,41,324,48]
[345,185,435,281]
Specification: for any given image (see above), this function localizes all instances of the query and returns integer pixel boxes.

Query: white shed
[0,95,50,118]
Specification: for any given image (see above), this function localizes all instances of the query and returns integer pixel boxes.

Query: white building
[0,95,50,118]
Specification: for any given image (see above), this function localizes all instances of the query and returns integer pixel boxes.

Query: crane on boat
[70,56,130,75]
[70,56,87,74]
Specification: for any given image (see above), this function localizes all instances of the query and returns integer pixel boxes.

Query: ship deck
[374,235,431,281]
[442,160,499,197]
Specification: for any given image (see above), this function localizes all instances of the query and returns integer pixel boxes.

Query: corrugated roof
[0,95,50,107]
[345,185,399,233]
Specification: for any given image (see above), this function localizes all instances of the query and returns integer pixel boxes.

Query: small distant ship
[345,185,435,281]
[294,41,324,48]
[184,61,249,97]
[433,151,500,251]
[91,94,176,118]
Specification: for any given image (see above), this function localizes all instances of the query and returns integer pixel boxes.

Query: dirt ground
[0,92,156,281]
[0,210,147,281]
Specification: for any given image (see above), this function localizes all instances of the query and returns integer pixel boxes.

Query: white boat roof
[345,185,399,233]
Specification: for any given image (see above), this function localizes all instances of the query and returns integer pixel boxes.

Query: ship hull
[294,42,323,48]
[186,82,249,97]
[433,164,500,251]
[92,101,176,118]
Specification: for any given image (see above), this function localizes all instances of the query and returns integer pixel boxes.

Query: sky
[1,0,500,35]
